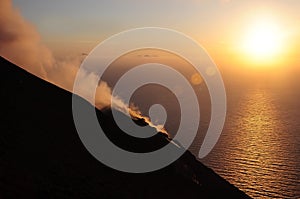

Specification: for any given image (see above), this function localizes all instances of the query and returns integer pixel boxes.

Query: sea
[189,73,300,198]
[108,53,300,198]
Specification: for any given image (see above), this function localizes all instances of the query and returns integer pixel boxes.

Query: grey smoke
[0,0,167,134]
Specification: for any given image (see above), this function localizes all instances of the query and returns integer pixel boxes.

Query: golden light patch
[190,73,203,85]
[243,19,284,61]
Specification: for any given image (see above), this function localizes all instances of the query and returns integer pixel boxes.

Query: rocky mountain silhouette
[0,56,251,198]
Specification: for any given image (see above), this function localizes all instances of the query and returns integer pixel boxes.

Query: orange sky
[5,0,300,79]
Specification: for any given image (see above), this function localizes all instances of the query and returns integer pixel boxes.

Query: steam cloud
[0,0,114,109]
[0,0,167,134]
[0,0,54,78]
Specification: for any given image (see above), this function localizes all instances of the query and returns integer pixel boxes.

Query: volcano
[0,56,250,198]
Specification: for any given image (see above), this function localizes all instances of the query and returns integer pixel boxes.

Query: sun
[243,19,283,61]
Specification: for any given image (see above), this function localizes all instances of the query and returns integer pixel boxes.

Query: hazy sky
[11,0,300,68]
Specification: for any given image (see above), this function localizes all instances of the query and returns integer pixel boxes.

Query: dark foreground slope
[0,56,251,199]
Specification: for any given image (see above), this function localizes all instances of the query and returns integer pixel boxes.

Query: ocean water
[130,71,300,198]
[108,53,299,198]
[196,83,300,198]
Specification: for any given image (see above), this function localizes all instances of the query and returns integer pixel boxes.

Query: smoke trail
[0,0,111,110]
[0,0,167,135]
[0,0,53,78]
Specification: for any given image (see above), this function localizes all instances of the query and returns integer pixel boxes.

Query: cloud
[0,0,167,135]
[0,0,54,78]
[0,0,110,110]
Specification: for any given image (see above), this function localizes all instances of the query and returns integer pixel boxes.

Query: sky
[11,0,300,68]
[2,0,299,161]
[0,0,298,96]
[1,1,299,196]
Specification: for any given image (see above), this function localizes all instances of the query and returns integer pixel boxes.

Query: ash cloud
[0,0,54,78]
[0,0,108,109]
[0,0,167,134]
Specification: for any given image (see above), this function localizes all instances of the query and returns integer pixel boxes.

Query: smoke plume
[0,0,54,78]
[0,0,109,108]
[0,0,167,134]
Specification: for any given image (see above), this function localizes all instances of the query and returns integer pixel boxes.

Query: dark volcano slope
[0,56,251,199]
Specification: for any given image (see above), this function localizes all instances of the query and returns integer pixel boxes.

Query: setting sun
[243,19,284,61]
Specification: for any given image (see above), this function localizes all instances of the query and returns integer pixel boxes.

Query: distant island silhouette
[0,56,251,198]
